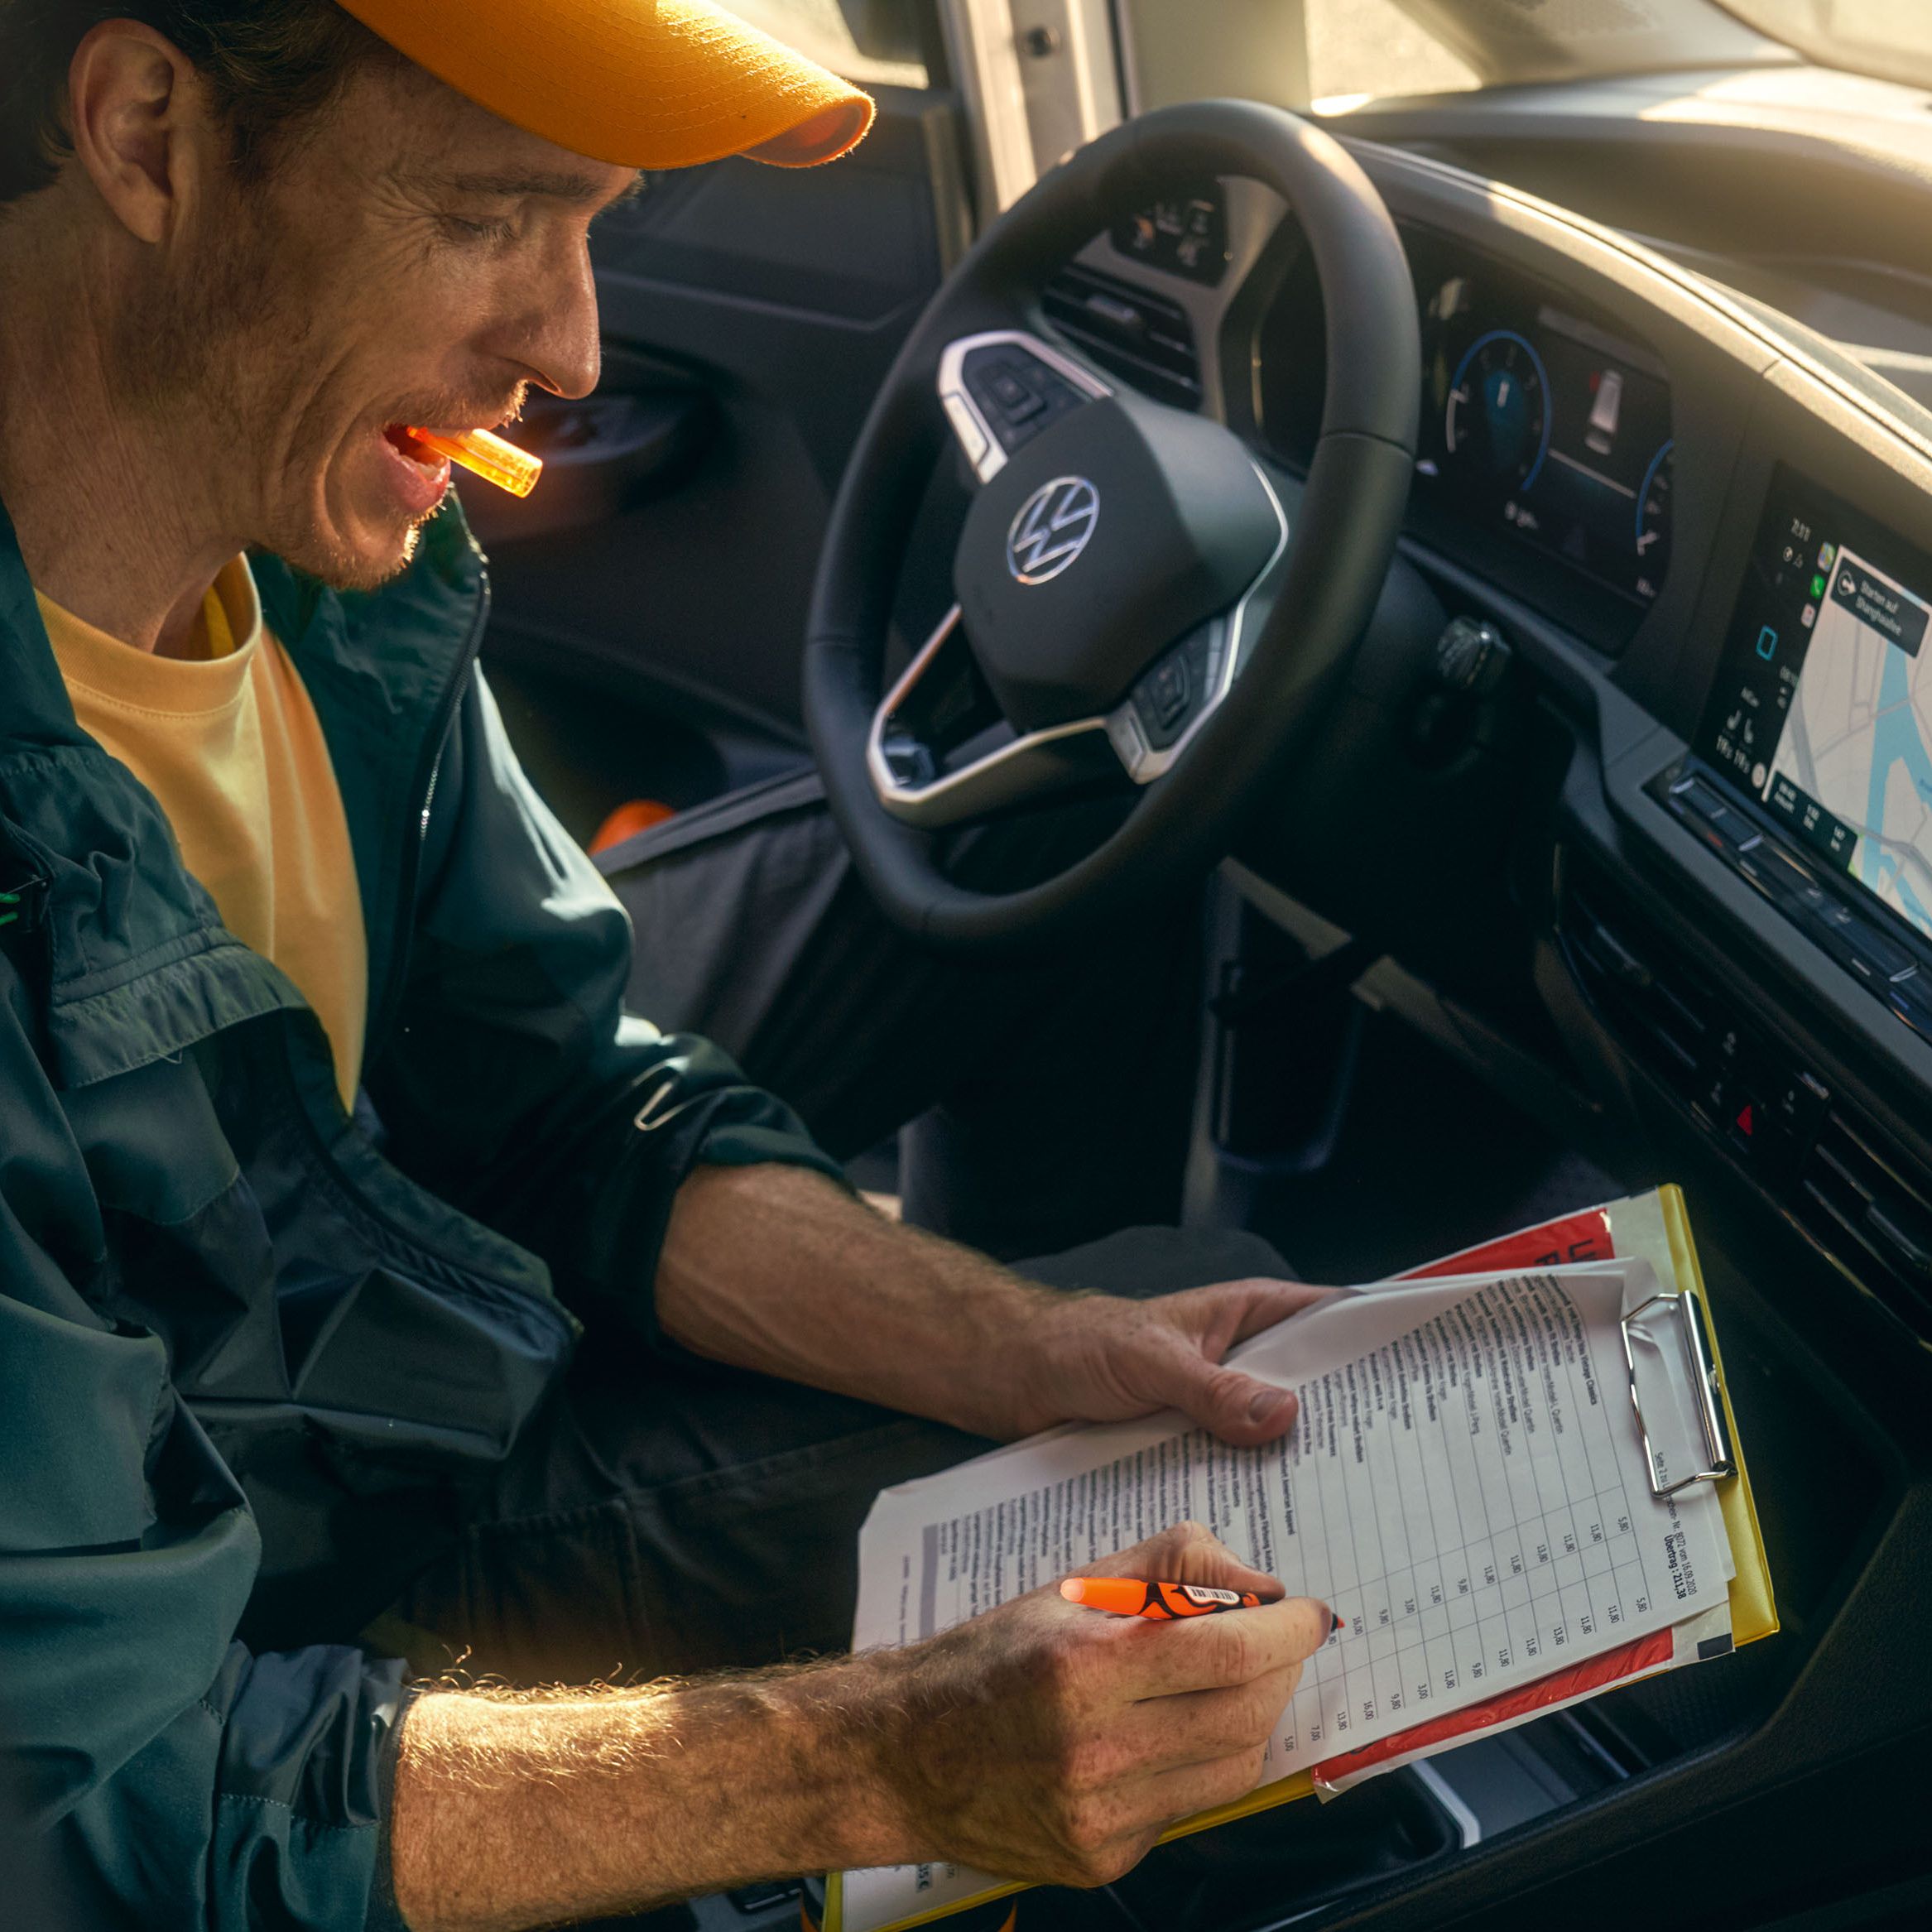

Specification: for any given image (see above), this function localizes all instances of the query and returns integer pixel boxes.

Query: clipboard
[825,1185,1776,1932]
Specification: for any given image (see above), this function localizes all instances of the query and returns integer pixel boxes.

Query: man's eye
[441,214,517,245]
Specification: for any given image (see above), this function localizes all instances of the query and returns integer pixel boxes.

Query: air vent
[1560,864,1932,1350]
[1562,883,1710,1085]
[1800,1113,1932,1342]
[1042,263,1203,411]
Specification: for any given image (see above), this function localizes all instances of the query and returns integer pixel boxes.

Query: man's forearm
[656,1163,1055,1439]
[390,1526,1327,1932]
[390,1657,911,1932]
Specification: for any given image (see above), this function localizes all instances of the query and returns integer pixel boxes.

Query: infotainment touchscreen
[1698,469,1932,948]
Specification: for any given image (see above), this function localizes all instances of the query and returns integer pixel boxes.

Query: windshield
[1717,0,1932,91]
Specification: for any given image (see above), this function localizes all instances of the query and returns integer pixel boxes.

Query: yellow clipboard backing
[1611,1185,1779,1646]
[827,1187,1776,1932]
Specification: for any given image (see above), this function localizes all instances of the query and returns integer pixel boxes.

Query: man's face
[132,59,634,589]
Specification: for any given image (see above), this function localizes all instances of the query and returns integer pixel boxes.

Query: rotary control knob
[1433,616,1512,697]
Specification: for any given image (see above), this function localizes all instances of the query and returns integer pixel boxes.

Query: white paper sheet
[842,1262,1730,1932]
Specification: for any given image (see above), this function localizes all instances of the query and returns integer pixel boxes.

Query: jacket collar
[0,488,485,1088]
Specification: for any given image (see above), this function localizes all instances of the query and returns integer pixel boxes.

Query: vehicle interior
[464,3,1932,1929]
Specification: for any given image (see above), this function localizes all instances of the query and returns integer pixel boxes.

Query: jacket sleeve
[363,666,848,1341]
[0,953,412,1932]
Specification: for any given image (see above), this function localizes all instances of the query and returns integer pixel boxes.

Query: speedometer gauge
[1445,331,1551,495]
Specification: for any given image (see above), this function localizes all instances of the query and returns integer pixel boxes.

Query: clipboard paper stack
[832,1186,1776,1932]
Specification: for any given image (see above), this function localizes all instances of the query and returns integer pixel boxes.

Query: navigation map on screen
[1699,473,1932,950]
[1768,546,1932,937]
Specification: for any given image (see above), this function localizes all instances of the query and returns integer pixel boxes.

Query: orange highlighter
[403,425,544,498]
[1061,1578,1262,1620]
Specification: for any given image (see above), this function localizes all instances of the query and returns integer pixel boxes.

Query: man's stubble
[110,180,430,594]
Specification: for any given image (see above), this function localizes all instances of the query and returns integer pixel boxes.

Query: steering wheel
[804,99,1420,950]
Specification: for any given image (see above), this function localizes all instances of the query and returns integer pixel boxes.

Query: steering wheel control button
[1006,477,1101,584]
[964,348,1085,453]
[988,369,1045,421]
[935,330,1113,484]
[1148,655,1192,728]
[1133,624,1220,751]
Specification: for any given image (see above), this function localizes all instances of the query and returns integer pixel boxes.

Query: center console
[1561,448,1932,1356]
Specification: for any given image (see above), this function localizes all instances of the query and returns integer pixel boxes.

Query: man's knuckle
[1036,1628,1090,1704]
[1241,1682,1281,1741]
[1064,1793,1117,1856]
[1204,1748,1267,1809]
[1087,1836,1149,1886]
[1209,1616,1257,1683]
[1062,1733,1121,1795]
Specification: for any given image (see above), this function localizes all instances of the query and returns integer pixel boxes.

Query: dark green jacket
[0,496,840,1927]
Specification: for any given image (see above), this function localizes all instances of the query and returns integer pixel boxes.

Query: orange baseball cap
[335,0,876,169]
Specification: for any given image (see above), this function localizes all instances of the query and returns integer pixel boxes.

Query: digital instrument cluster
[1256,226,1676,632]
[1408,229,1675,607]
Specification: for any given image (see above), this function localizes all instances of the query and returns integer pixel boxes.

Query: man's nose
[495,236,602,401]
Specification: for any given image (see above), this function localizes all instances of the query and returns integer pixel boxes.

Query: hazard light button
[1725,1085,1800,1178]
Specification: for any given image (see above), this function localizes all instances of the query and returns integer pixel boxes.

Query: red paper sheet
[1394,1206,1616,1282]
[1310,1625,1673,1785]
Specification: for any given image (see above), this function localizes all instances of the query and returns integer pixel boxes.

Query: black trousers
[595,768,1204,1262]
[389,775,1289,1682]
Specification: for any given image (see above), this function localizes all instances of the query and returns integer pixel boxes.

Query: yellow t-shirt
[38,558,368,1110]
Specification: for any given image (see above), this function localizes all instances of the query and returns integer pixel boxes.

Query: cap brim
[338,0,875,170]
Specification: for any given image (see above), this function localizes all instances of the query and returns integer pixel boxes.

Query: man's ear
[66,23,218,246]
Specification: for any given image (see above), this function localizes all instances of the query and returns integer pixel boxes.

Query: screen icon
[1819,542,1838,570]
[1757,625,1780,661]
[1586,369,1623,454]
[1803,603,1818,628]
[1810,573,1828,600]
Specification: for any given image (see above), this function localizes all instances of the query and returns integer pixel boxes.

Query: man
[0,4,1334,1928]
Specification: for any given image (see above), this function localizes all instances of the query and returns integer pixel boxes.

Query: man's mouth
[376,423,454,516]
[384,425,445,469]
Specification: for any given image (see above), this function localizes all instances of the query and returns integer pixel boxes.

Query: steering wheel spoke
[1104,464,1291,782]
[938,329,1112,484]
[868,605,1126,829]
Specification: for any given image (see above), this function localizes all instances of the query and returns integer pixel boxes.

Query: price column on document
[1274,1275,1651,1766]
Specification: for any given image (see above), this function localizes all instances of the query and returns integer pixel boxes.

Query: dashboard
[1057,142,1932,1370]
[1026,124,1932,1932]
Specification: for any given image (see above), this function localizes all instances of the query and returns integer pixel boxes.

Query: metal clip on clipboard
[1619,1290,1737,1498]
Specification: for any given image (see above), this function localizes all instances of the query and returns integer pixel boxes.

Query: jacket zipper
[364,567,493,1063]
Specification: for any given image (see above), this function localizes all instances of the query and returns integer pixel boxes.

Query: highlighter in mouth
[400,425,543,498]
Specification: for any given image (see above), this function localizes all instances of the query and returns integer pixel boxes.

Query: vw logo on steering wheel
[1006,476,1100,585]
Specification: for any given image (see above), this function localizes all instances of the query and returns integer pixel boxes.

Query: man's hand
[1007,1277,1334,1445]
[391,1522,1328,1929]
[858,1522,1331,1889]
